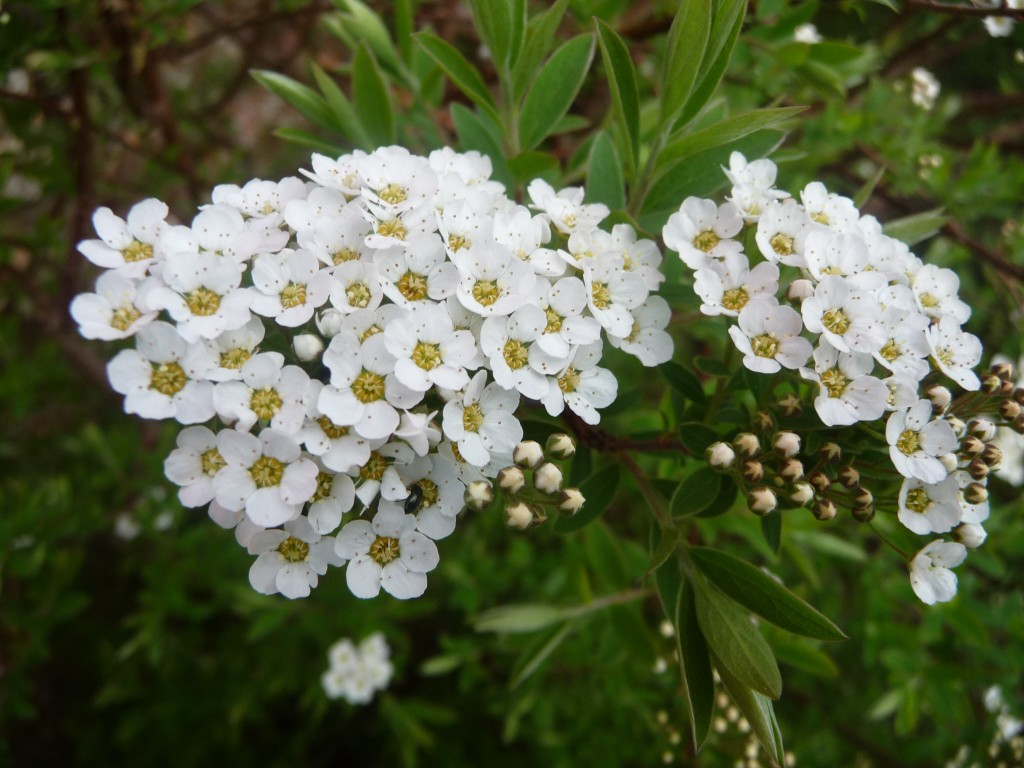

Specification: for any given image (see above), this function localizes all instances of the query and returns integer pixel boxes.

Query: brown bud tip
[967,458,991,480]
[819,442,842,463]
[960,435,985,458]
[777,393,803,418]
[981,375,1002,394]
[808,470,831,493]
[851,504,875,523]
[1014,387,1024,406]
[838,466,860,489]
[999,400,1022,421]
[812,498,837,521]
[991,362,1013,381]
[779,458,805,483]
[852,487,873,508]
[981,443,1003,468]
[741,459,765,483]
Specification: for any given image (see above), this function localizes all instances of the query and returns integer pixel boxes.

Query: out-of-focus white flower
[793,23,822,44]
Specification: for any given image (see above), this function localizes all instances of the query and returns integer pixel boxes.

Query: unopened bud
[969,418,997,442]
[960,435,985,457]
[316,308,344,337]
[545,433,576,459]
[789,482,814,506]
[513,440,544,469]
[926,385,952,410]
[706,441,737,468]
[755,411,774,431]
[838,466,860,489]
[529,504,548,527]
[741,459,765,483]
[945,416,966,438]
[1014,413,1024,433]
[955,522,987,549]
[999,379,1015,397]
[852,487,873,509]
[734,433,761,458]
[999,399,1022,421]
[964,482,988,505]
[991,361,1013,380]
[533,462,563,495]
[777,393,803,418]
[808,470,831,493]
[496,466,526,495]
[293,333,325,362]
[967,458,990,480]
[851,503,875,523]
[981,374,1002,394]
[747,486,777,516]
[773,431,801,458]
[939,452,959,473]
[819,442,842,463]
[1014,387,1024,406]
[812,498,837,521]
[779,458,804,483]
[464,481,494,511]
[557,488,585,515]
[981,443,1003,468]
[504,501,533,530]
[787,278,814,303]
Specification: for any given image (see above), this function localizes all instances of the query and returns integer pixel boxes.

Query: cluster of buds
[982,361,1024,435]
[465,435,585,530]
[708,430,817,518]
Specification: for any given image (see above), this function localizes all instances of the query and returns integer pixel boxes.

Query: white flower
[293,333,325,362]
[909,539,967,605]
[610,224,665,290]
[532,277,602,359]
[430,147,497,187]
[247,515,343,599]
[724,153,788,221]
[384,303,476,392]
[363,202,436,249]
[329,260,384,315]
[992,427,1024,486]
[527,179,609,235]
[729,298,812,374]
[393,409,440,457]
[392,454,465,540]
[283,186,348,234]
[336,503,440,599]
[298,206,372,267]
[802,275,885,354]
[662,197,744,270]
[213,352,310,434]
[207,500,263,547]
[297,380,374,473]
[214,428,318,527]
[693,252,778,317]
[453,242,536,317]
[955,469,990,525]
[163,426,229,508]
[356,146,438,213]
[437,195,494,256]
[77,198,168,277]
[492,205,557,275]
[873,309,931,382]
[912,264,970,323]
[306,463,356,534]
[480,304,550,399]
[71,271,157,340]
[441,370,522,467]
[583,253,649,338]
[106,321,215,423]
[348,441,415,508]
[540,342,618,425]
[213,176,308,221]
[302,150,368,195]
[250,249,331,327]
[910,67,940,110]
[607,296,675,367]
[201,318,265,382]
[375,233,458,308]
[793,23,822,43]
[886,399,957,483]
[754,199,812,267]
[802,230,887,291]
[163,204,287,263]
[799,182,859,233]
[898,475,962,535]
[800,343,888,426]
[925,316,982,391]
[983,10,1016,37]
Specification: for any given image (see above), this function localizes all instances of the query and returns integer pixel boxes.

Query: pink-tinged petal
[246,488,298,527]
[216,467,256,511]
[336,520,376,559]
[380,562,427,599]
[276,563,315,599]
[249,553,282,594]
[346,555,383,598]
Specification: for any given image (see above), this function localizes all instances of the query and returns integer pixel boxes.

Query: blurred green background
[1,1,1022,765]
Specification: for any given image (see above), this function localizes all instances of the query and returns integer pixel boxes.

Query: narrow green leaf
[510,621,576,688]
[595,18,640,167]
[271,128,345,156]
[519,34,595,151]
[690,547,847,641]
[450,103,513,188]
[338,0,404,73]
[472,604,571,633]
[772,639,839,678]
[671,468,722,518]
[854,165,886,208]
[678,422,719,456]
[698,476,738,518]
[679,580,715,750]
[660,0,712,126]
[508,151,560,184]
[554,464,620,532]
[654,551,683,625]
[658,107,806,169]
[677,0,746,127]
[352,44,394,144]
[250,70,335,133]
[395,0,415,63]
[695,356,731,377]
[414,32,500,123]
[694,581,782,699]
[714,659,786,767]
[660,362,707,404]
[760,513,782,554]
[511,0,569,102]
[586,132,625,210]
[882,208,948,246]
[648,526,682,573]
[468,0,514,72]
[310,63,372,149]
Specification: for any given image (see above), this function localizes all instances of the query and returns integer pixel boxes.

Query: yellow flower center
[317,416,350,439]
[359,324,383,342]
[220,347,251,370]
[397,271,428,302]
[280,282,307,309]
[412,342,443,371]
[919,292,939,309]
[201,448,225,476]
[896,429,921,456]
[251,387,282,420]
[626,321,641,343]
[122,240,153,263]
[503,339,529,370]
[463,403,484,433]
[591,282,612,309]
[820,368,848,398]
[352,370,386,404]
[278,536,309,562]
[312,471,334,502]
[880,339,901,362]
[369,536,401,565]
[811,211,830,225]
[769,233,794,256]
[472,279,500,307]
[721,287,749,312]
[450,441,466,463]
[250,456,284,488]
[448,233,470,252]
[905,488,931,514]
[346,282,372,309]
[693,229,720,253]
[822,308,850,336]
[378,218,406,240]
[111,304,142,331]
[544,307,563,334]
[378,183,408,206]
[359,451,388,481]
[936,347,955,367]
[751,334,779,359]
[185,287,221,317]
[558,367,580,394]
[418,478,439,507]
[332,247,359,265]
[150,362,187,396]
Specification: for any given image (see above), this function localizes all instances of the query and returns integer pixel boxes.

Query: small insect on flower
[403,482,424,515]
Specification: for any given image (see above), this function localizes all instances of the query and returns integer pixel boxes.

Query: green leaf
[510,621,576,688]
[660,362,707,404]
[414,32,500,123]
[594,18,640,167]
[310,63,372,149]
[334,0,412,87]
[472,604,572,633]
[678,580,715,750]
[519,34,595,151]
[511,0,569,101]
[586,132,625,210]
[554,464,621,533]
[649,526,682,573]
[690,547,847,641]
[714,659,786,767]
[468,0,521,74]
[450,103,513,188]
[699,476,738,518]
[760,513,782,554]
[671,468,722,518]
[772,639,838,678]
[695,356,730,377]
[352,44,394,144]
[693,580,782,699]
[678,422,719,456]
[508,151,560,184]
[250,70,335,133]
[660,0,712,126]
[882,208,948,246]
[271,128,344,156]
[677,0,746,127]
[658,107,806,168]
[854,165,886,209]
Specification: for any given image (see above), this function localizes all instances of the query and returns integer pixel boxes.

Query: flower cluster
[72,146,672,601]
[321,632,393,704]
[664,152,1008,605]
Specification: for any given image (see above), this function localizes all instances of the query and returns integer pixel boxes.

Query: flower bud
[545,433,576,459]
[964,482,988,505]
[741,459,765,483]
[504,501,533,530]
[960,435,986,457]
[529,504,548,527]
[1014,387,1024,406]
[787,278,814,303]
[557,487,585,515]
[851,503,875,523]
[747,486,777,516]
[819,442,842,463]
[991,361,1013,380]
[945,416,966,438]
[838,466,860,489]
[733,433,761,458]
[967,458,990,480]
[999,399,1022,421]
[999,379,1015,397]
[779,458,804,483]
[292,333,325,362]
[778,393,803,418]
[1014,413,1024,433]
[812,498,837,521]
[925,384,952,410]
[513,440,544,469]
[981,443,1003,468]
[772,431,801,458]
[851,487,873,509]
[706,442,737,469]
[981,375,1002,394]
[496,466,526,495]
[969,418,997,442]
[464,481,494,511]
[755,411,774,431]
[955,522,987,549]
[789,482,814,506]
[533,462,564,495]
[808,470,831,493]
[316,308,344,337]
